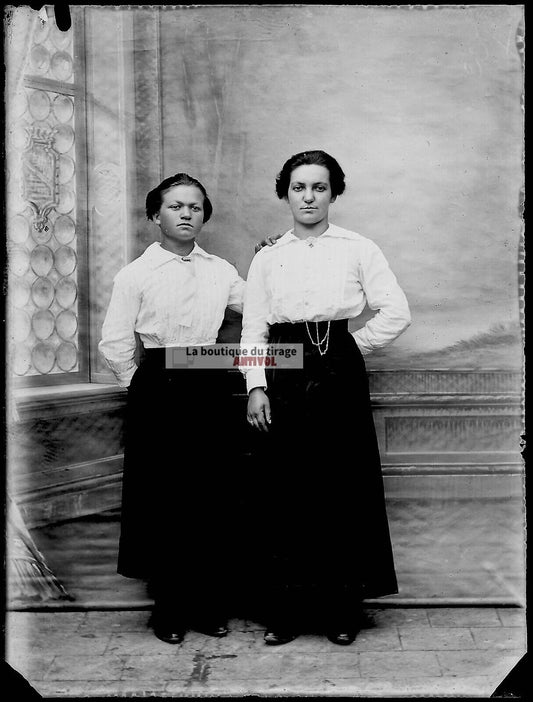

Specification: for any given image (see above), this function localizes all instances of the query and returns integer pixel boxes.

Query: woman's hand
[254,232,284,254]
[247,388,271,432]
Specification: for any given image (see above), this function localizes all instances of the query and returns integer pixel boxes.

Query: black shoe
[326,630,357,646]
[264,629,297,646]
[153,624,185,644]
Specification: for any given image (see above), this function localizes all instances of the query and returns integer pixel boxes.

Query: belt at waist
[268,319,349,343]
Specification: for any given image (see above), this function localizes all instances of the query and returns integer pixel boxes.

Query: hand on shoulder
[254,232,284,254]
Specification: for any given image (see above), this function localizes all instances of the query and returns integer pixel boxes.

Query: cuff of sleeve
[351,330,372,356]
[105,360,137,388]
[246,369,267,393]
[117,375,134,388]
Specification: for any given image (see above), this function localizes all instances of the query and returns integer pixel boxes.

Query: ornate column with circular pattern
[7,7,80,381]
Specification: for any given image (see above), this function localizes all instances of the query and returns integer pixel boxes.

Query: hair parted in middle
[275,150,346,200]
[145,173,213,222]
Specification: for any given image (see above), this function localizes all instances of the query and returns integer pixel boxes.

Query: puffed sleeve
[98,269,141,387]
[352,240,411,354]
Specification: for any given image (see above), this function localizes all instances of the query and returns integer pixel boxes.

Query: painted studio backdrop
[6,5,524,608]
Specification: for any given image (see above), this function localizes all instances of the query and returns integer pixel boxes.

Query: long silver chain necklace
[304,320,331,356]
[301,233,330,354]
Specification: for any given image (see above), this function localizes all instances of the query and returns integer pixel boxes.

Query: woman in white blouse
[99,173,245,645]
[241,150,411,646]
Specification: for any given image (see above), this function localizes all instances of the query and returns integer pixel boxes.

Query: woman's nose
[304,190,314,202]
[181,208,192,218]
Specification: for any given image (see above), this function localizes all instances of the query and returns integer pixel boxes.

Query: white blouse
[99,242,245,387]
[240,223,411,392]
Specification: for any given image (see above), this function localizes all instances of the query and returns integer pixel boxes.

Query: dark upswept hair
[145,173,213,222]
[275,150,346,199]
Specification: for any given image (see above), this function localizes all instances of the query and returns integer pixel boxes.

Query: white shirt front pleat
[240,223,411,392]
[99,242,245,387]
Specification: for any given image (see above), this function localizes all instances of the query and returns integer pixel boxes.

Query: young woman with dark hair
[99,173,244,644]
[241,150,411,646]
[145,172,214,223]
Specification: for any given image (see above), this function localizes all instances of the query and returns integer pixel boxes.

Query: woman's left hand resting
[247,388,271,432]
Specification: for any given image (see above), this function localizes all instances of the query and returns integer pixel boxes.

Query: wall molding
[9,370,524,526]
[14,383,127,419]
[13,455,124,528]
[368,369,522,396]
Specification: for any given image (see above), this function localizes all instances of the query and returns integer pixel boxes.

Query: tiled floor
[6,607,526,698]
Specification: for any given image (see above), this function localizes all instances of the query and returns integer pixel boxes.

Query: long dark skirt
[117,349,233,624]
[253,320,397,629]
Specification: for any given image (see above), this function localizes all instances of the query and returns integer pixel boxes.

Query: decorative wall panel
[10,410,125,476]
[6,13,80,380]
[9,385,127,528]
[369,371,522,397]
[385,415,521,454]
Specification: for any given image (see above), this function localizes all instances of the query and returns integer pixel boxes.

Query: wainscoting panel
[10,384,127,528]
[8,369,525,605]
